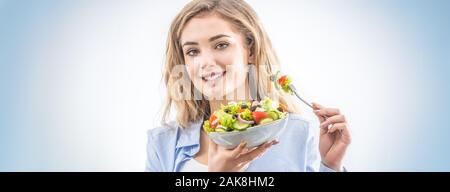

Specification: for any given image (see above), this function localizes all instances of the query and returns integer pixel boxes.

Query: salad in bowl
[203,97,289,149]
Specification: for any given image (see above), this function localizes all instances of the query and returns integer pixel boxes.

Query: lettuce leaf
[261,97,278,111]
[281,77,292,93]
[203,120,214,133]
[240,109,253,121]
[220,103,240,115]
[218,112,236,128]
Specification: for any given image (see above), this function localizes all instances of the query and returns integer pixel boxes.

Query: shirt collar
[176,119,202,149]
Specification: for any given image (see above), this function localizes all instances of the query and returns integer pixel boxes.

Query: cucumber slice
[267,111,279,120]
[215,128,227,132]
[259,118,274,125]
[232,121,250,130]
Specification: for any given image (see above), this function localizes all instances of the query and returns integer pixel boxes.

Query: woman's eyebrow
[182,41,198,47]
[182,34,231,47]
[208,34,230,42]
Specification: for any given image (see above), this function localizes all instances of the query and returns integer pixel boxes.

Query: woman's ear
[246,34,255,64]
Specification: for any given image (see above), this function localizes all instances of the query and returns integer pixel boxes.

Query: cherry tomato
[278,75,287,86]
[209,114,218,128]
[252,111,269,124]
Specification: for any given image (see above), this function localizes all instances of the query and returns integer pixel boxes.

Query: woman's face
[180,13,253,100]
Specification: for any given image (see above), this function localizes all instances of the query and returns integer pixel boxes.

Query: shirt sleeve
[319,163,337,172]
[145,130,163,172]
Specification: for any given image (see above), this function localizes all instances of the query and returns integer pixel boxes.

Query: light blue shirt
[146,113,338,172]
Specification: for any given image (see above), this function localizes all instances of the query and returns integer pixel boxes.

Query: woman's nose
[197,51,217,70]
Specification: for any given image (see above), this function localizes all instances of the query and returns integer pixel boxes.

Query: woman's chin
[202,90,226,100]
[200,83,244,101]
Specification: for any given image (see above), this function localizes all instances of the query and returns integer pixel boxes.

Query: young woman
[146,0,351,172]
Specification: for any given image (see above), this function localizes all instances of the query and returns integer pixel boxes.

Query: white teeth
[203,72,224,81]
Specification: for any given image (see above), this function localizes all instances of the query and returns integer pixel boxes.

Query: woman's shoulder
[148,122,178,135]
[147,120,202,145]
[147,121,180,144]
[146,121,184,172]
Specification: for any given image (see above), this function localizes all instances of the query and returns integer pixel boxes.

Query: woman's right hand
[207,139,278,172]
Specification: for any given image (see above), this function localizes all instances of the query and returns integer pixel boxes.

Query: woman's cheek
[217,49,238,65]
[224,62,248,92]
[185,59,198,78]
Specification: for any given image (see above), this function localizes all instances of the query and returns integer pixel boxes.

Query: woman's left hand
[312,103,351,171]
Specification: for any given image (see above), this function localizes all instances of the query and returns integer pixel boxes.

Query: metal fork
[269,73,314,109]
[288,84,314,109]
[270,74,331,123]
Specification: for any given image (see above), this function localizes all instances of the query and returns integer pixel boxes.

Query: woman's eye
[186,49,199,56]
[215,42,229,50]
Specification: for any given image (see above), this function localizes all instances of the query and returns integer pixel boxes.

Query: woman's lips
[201,71,226,83]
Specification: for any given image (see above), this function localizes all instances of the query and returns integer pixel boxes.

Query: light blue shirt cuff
[319,162,346,172]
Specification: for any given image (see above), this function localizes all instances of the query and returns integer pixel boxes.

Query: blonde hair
[162,0,300,128]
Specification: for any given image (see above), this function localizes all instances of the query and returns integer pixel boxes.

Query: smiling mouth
[202,71,226,82]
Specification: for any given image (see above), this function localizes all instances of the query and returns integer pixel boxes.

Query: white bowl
[207,113,289,149]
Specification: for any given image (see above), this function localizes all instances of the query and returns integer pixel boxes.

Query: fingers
[327,122,346,133]
[236,161,251,172]
[320,115,346,129]
[332,123,352,145]
[312,103,326,123]
[313,111,326,123]
[208,139,218,153]
[237,140,277,164]
[269,139,279,145]
[312,102,323,110]
[315,107,341,117]
[230,141,248,158]
[340,125,352,145]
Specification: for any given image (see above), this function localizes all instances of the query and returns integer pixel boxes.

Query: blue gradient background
[0,0,449,171]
